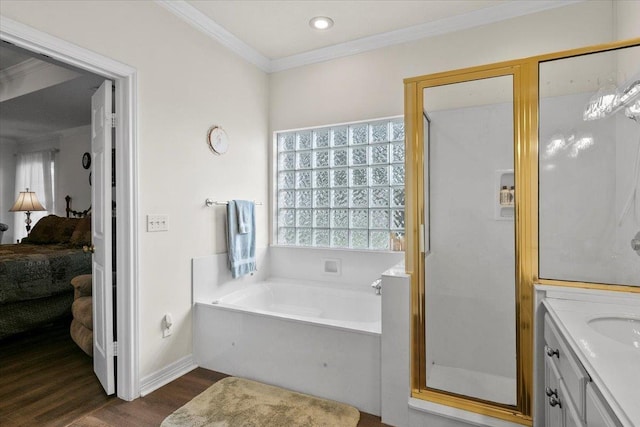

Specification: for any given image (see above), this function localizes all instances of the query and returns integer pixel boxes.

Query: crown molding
[1,16,136,78]
[0,54,82,102]
[157,0,584,74]
[0,57,51,80]
[155,0,271,72]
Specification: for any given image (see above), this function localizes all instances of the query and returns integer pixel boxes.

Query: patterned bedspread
[0,244,91,304]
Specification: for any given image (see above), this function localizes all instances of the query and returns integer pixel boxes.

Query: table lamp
[9,188,46,234]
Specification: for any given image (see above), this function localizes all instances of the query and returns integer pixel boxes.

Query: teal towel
[226,200,256,278]
[236,200,252,234]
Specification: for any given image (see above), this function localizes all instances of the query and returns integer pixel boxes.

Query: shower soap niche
[495,169,514,221]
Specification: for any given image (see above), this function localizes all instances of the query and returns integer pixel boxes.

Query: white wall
[0,139,17,243]
[269,1,617,132]
[54,125,91,217]
[0,0,269,379]
[616,0,640,42]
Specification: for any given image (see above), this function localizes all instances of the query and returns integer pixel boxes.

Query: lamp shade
[9,189,46,212]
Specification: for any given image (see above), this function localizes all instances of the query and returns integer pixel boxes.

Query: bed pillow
[25,215,80,244]
[70,215,91,247]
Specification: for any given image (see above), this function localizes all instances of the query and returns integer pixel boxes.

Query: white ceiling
[0,43,105,142]
[0,0,582,142]
[0,46,32,69]
[160,0,583,72]
[187,0,506,59]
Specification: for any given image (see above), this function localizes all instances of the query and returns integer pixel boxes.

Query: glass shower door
[423,75,517,406]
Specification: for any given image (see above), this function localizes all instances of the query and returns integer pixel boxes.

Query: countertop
[544,298,640,427]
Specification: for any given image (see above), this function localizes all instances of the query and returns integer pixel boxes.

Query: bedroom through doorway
[0,41,117,397]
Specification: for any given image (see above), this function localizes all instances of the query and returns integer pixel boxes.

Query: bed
[0,197,92,339]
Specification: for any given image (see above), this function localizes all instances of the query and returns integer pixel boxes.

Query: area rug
[161,377,360,427]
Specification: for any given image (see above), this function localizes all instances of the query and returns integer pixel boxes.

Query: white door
[91,80,115,395]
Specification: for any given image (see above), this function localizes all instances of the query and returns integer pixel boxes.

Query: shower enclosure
[423,76,517,406]
[404,39,639,424]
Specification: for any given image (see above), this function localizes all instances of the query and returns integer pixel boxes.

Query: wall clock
[82,152,91,169]
[207,125,229,155]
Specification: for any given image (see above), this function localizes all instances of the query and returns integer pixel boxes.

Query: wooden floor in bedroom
[0,321,390,427]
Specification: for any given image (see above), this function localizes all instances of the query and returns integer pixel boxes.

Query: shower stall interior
[422,75,517,406]
[406,40,639,424]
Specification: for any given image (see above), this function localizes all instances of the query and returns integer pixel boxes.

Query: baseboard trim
[140,355,197,397]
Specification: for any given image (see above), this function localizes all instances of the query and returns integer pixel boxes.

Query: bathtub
[194,279,382,415]
[211,280,381,333]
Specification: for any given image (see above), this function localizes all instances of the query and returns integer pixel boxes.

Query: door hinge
[113,341,118,356]
[419,224,425,253]
[111,113,117,128]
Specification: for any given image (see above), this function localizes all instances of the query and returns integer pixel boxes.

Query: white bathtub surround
[269,245,404,288]
[380,263,410,427]
[192,247,405,416]
[191,247,270,304]
[193,278,381,415]
[193,246,402,305]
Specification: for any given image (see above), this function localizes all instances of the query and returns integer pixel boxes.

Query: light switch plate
[147,214,169,232]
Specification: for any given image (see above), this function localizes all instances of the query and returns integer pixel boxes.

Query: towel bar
[205,199,263,207]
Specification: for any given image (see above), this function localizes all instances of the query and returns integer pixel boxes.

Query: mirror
[539,45,640,286]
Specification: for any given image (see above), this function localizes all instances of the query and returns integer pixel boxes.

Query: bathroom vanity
[542,296,640,427]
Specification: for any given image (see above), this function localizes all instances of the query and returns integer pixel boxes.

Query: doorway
[1,16,139,400]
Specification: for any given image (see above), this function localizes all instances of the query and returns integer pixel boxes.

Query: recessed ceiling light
[309,16,334,30]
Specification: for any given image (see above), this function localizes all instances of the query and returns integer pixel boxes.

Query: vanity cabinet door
[545,357,564,426]
[586,383,622,427]
[544,315,589,419]
[563,381,585,427]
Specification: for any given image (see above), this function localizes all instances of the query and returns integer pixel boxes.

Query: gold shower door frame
[404,38,640,426]
[405,63,532,425]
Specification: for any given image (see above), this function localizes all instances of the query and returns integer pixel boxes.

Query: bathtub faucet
[371,278,382,295]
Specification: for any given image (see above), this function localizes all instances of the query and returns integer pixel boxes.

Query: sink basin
[588,316,640,350]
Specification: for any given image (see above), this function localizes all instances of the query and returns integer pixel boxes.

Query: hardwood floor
[0,318,113,427]
[0,321,391,426]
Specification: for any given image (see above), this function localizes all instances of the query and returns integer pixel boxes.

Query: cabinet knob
[549,396,562,408]
[545,387,558,398]
[545,345,559,358]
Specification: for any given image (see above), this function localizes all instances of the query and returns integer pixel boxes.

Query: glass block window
[276,118,405,250]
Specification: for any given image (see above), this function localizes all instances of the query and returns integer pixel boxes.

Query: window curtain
[13,150,55,242]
